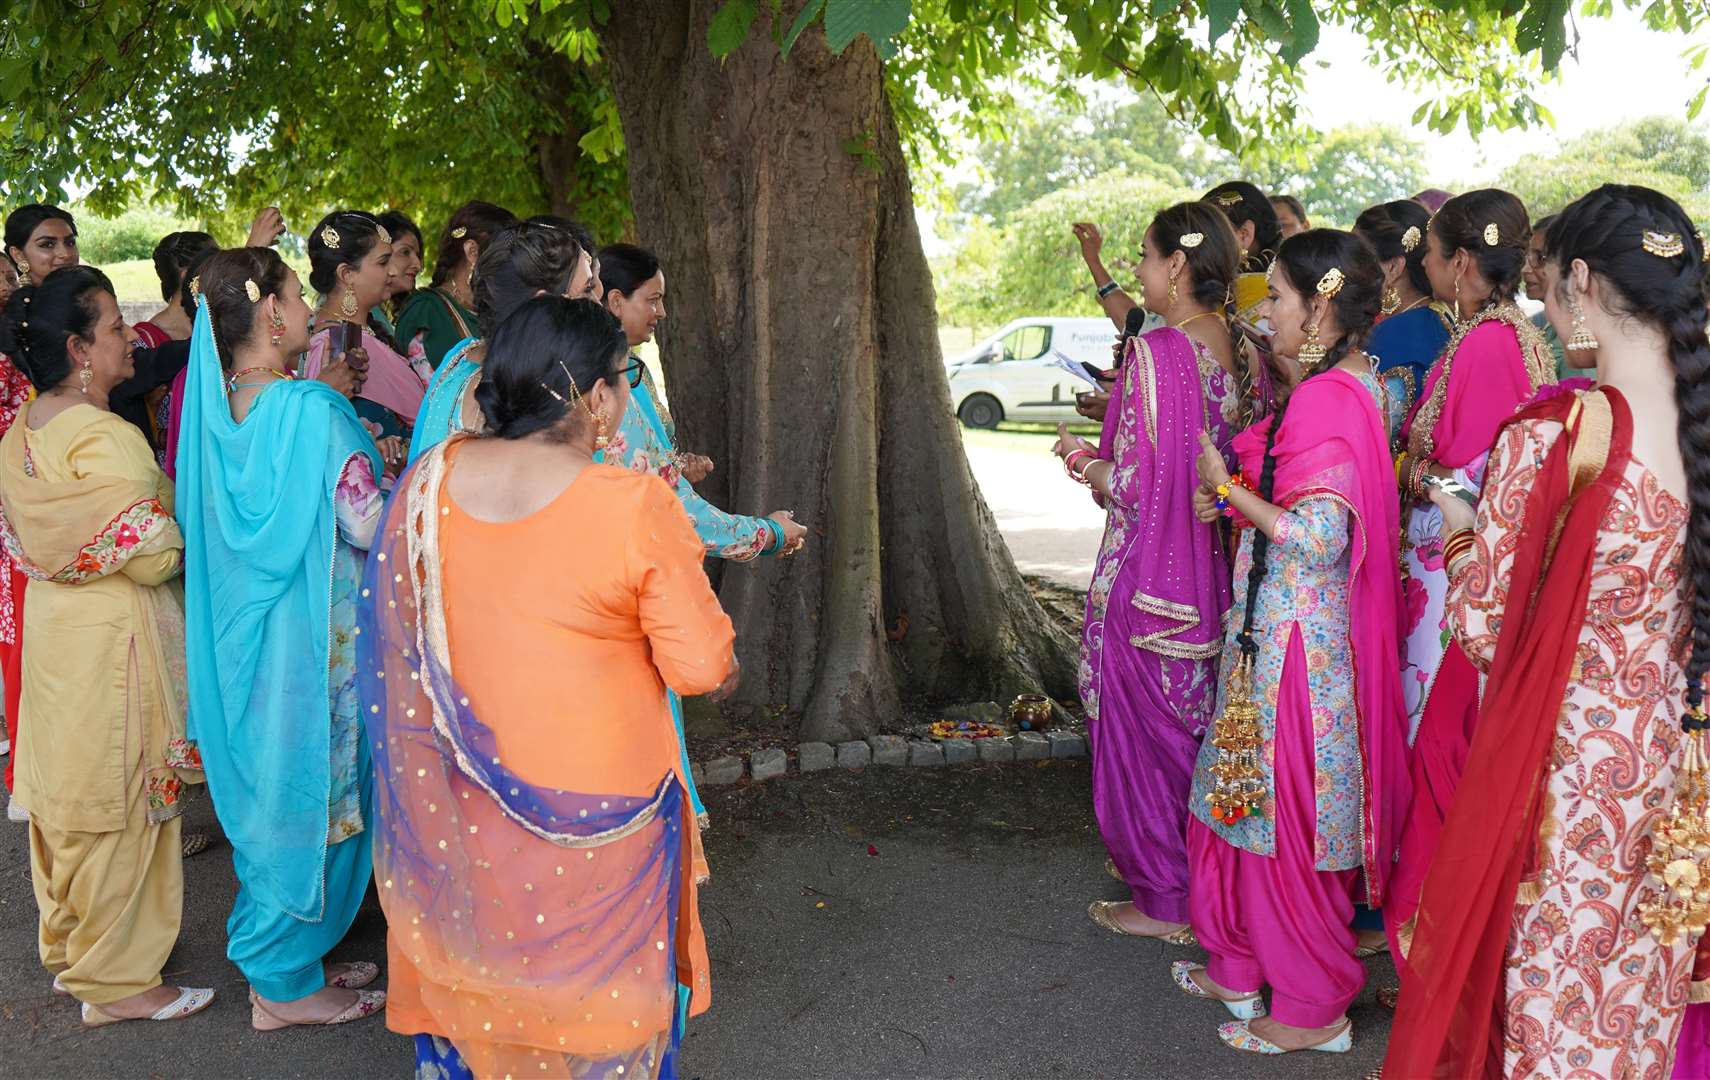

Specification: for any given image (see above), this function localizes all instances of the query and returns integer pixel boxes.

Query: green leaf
[707,0,760,57]
[1239,0,1290,44]
[779,0,826,56]
[1151,0,1183,14]
[1279,0,1318,62]
[1207,0,1241,43]
[823,0,910,56]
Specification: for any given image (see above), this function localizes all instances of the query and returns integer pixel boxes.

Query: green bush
[71,205,198,267]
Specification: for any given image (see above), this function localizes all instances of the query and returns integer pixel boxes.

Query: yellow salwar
[0,401,199,1006]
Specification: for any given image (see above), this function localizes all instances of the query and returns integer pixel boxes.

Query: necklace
[227,366,294,392]
[1171,310,1227,332]
[1391,295,1429,318]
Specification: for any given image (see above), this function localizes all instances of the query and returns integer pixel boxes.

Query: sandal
[1218,1019,1352,1055]
[181,832,212,858]
[1104,857,1122,882]
[1170,961,1266,1020]
[250,987,385,1030]
[81,986,215,1027]
[326,961,379,990]
[1087,901,1197,946]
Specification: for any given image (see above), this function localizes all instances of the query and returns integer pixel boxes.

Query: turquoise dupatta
[177,300,379,920]
[406,337,478,466]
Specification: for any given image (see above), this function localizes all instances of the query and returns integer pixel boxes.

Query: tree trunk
[597,2,1078,742]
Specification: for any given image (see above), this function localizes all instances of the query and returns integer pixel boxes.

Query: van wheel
[958,394,1003,429]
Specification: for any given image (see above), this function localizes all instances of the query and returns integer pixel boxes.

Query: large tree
[6,0,1706,739]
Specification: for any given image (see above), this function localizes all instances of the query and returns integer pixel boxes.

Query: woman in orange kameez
[361,295,736,1079]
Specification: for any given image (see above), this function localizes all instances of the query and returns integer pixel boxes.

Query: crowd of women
[1058,178,1710,1076]
[0,199,807,1076]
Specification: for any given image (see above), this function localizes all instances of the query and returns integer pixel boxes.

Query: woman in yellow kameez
[0,266,212,1026]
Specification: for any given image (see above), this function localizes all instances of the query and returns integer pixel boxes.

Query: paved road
[2,763,1394,1079]
[962,429,1105,591]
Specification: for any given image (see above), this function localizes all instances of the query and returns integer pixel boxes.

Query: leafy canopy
[2,0,1704,244]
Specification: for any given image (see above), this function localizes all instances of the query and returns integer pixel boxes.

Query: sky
[1302,8,1706,185]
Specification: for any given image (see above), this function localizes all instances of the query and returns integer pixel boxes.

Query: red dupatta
[1384,387,1632,1079]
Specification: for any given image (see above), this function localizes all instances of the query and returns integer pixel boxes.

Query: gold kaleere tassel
[1205,655,1268,826]
[1640,711,1710,946]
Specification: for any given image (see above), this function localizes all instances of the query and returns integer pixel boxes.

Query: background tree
[1238,124,1426,226]
[1497,115,1710,221]
[7,0,1707,738]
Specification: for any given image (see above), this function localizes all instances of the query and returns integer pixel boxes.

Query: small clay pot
[1008,693,1053,731]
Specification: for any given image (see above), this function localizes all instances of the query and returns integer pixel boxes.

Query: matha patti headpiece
[1179,232,1205,249]
[320,225,341,249]
[1642,230,1686,259]
[1316,267,1345,299]
[244,279,261,303]
[1483,222,1500,246]
[1401,225,1422,253]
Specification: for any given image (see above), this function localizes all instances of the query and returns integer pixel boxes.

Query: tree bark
[597,2,1077,742]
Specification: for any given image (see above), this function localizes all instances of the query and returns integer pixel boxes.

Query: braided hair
[198,248,295,371]
[1542,184,1710,711]
[0,265,115,391]
[1203,181,1281,272]
[1354,200,1433,297]
[1430,188,1531,315]
[1235,229,1383,656]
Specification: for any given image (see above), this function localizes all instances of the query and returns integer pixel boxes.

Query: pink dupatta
[1231,368,1410,903]
[305,325,425,424]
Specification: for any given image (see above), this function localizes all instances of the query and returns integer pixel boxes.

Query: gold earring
[78,360,92,395]
[19,266,30,286]
[1381,286,1400,316]
[269,311,286,347]
[1452,278,1463,326]
[339,287,359,319]
[595,410,609,451]
[1565,297,1599,353]
[1167,269,1179,308]
[1298,322,1327,367]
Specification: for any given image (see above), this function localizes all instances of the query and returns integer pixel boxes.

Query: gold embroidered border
[1128,591,1223,659]
[1407,302,1557,462]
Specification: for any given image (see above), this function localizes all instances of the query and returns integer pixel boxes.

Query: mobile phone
[1080,361,1115,385]
[340,320,363,356]
[1420,472,1478,507]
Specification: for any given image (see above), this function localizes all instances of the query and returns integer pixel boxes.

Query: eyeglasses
[620,358,644,388]
[1523,250,1546,270]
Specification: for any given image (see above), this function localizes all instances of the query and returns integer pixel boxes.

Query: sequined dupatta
[361,442,687,1080]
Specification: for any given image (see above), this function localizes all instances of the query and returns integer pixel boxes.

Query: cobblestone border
[690,727,1088,787]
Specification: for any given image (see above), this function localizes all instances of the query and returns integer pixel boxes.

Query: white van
[945,314,1159,428]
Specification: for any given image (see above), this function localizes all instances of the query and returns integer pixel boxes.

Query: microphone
[1113,307,1147,369]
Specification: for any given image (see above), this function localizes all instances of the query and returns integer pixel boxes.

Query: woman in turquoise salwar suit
[177,248,399,1029]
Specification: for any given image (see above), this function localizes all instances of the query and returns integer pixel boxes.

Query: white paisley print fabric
[1449,417,1699,1078]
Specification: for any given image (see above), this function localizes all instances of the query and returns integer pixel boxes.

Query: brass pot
[1008,693,1053,731]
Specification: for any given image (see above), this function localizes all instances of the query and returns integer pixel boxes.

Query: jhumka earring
[1381,286,1401,316]
[1166,269,1179,308]
[1452,278,1464,327]
[1565,296,1599,353]
[595,410,609,451]
[269,311,287,347]
[19,266,29,287]
[339,287,360,319]
[78,360,92,395]
[1298,321,1327,367]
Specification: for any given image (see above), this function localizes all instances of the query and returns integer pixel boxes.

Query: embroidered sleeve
[631,479,738,696]
[335,453,384,550]
[1271,497,1351,567]
[61,420,183,585]
[608,394,778,561]
[1447,420,1555,671]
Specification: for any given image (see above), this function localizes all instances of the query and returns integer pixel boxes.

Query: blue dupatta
[177,300,379,920]
[407,337,479,466]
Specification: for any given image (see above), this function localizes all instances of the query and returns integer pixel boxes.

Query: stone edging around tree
[689,726,1088,787]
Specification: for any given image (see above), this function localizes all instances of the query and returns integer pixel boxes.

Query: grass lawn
[100,255,314,306]
[960,419,1099,453]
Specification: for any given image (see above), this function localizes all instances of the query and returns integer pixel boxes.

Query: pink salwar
[1188,627,1363,1029]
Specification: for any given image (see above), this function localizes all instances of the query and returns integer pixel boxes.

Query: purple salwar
[1079,327,1237,923]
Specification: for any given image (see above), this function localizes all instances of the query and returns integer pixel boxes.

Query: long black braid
[1545,185,1710,721]
[1235,229,1384,659]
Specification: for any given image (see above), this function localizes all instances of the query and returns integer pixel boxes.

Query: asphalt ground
[1,761,1394,1079]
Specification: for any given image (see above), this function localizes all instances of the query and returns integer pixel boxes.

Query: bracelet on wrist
[1096,280,1122,300]
[1213,472,1249,512]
